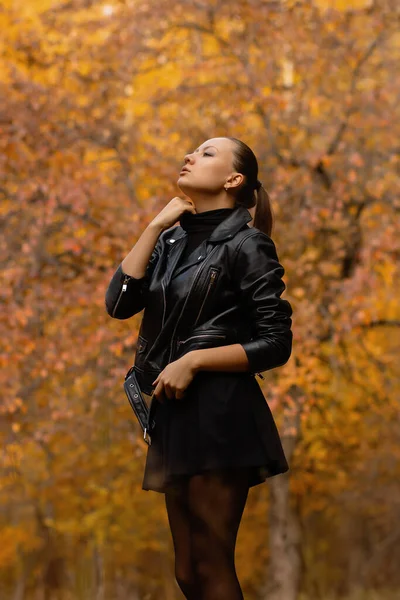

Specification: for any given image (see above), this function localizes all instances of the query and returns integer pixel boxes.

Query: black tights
[164,467,250,600]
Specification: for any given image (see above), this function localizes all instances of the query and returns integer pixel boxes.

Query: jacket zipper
[162,237,186,329]
[168,246,220,362]
[161,279,167,329]
[177,333,226,349]
[193,268,219,328]
[112,274,131,318]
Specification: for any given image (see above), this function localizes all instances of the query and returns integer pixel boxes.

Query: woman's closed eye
[184,151,214,160]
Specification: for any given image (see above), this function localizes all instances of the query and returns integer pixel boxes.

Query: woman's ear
[228,172,244,190]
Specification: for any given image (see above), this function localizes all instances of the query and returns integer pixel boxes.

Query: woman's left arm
[189,232,293,375]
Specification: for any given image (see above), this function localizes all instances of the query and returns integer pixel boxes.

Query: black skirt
[142,370,289,493]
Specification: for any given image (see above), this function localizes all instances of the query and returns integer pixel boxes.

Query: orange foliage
[1,0,399,597]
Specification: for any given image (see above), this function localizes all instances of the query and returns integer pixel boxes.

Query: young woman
[105,137,293,599]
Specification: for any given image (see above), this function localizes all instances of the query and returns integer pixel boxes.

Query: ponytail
[253,183,274,237]
[226,137,274,238]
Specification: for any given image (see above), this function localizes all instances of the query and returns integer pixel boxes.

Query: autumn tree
[1,0,399,598]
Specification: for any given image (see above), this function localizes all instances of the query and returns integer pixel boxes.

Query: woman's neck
[179,207,235,233]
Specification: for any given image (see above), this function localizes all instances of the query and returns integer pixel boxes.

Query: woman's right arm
[105,222,165,320]
[105,196,196,320]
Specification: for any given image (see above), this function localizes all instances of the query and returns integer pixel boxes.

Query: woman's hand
[151,196,196,231]
[152,353,199,402]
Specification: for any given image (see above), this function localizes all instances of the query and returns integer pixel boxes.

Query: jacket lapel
[171,239,209,279]
[164,205,252,281]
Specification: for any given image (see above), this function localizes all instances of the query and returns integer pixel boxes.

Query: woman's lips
[180,169,190,175]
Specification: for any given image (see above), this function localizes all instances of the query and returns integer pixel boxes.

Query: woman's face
[177,137,243,196]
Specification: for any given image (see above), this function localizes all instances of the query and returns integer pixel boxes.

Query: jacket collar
[165,205,252,245]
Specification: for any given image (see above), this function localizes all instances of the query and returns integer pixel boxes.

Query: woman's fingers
[153,381,164,403]
[174,388,186,400]
[154,381,186,402]
[164,383,176,401]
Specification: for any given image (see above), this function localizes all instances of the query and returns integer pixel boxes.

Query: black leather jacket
[105,205,293,395]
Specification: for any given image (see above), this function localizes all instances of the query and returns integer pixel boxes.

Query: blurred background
[1,0,399,599]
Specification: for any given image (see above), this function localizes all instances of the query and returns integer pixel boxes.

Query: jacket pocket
[193,267,221,328]
[135,335,148,368]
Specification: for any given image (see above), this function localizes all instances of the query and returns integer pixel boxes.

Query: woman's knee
[191,529,233,582]
[165,483,198,596]
[193,555,218,585]
[175,563,198,598]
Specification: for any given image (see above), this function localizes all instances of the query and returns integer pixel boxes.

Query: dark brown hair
[226,137,274,237]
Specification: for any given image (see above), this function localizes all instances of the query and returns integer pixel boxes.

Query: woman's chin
[177,178,192,191]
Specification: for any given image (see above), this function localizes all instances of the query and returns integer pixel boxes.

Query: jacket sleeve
[233,231,293,374]
[105,236,163,320]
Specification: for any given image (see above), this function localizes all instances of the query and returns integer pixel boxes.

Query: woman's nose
[184,153,194,164]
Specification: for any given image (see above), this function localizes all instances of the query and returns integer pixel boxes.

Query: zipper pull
[112,274,131,318]
[122,275,131,292]
[256,372,265,380]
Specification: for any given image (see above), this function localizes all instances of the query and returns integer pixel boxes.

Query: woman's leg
[187,467,250,600]
[165,479,199,599]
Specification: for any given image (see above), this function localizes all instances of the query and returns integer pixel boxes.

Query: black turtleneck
[178,207,235,266]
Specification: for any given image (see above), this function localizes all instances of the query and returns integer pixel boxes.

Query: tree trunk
[93,544,105,600]
[262,387,303,600]
[12,559,26,600]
